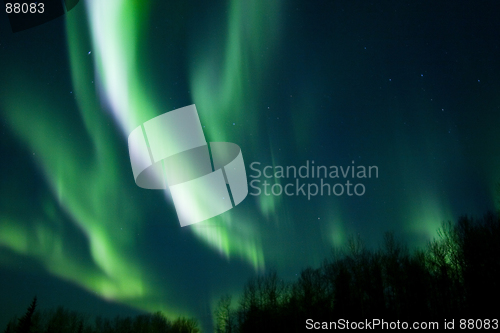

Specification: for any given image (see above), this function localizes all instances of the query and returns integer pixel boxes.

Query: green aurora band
[1,0,499,326]
[0,0,284,320]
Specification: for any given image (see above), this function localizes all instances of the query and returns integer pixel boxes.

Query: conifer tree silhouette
[4,204,499,333]
[16,296,37,333]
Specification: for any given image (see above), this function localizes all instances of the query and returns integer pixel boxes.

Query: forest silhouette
[213,211,500,332]
[4,209,499,332]
[3,297,200,333]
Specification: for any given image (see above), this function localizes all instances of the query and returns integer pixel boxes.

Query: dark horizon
[4,209,500,331]
[1,0,500,332]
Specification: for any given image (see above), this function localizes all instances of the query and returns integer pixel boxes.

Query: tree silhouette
[4,299,199,333]
[214,295,233,333]
[5,208,500,332]
[16,296,37,333]
[213,210,500,332]
[171,317,200,333]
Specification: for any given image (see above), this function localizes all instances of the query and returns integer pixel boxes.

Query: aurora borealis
[1,0,500,331]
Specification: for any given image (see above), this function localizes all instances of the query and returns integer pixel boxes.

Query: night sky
[1,0,499,331]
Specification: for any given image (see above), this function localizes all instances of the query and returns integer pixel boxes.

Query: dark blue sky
[1,0,499,331]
